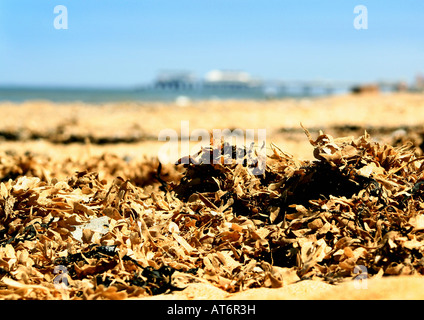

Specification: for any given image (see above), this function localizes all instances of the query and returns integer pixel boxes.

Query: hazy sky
[0,0,423,87]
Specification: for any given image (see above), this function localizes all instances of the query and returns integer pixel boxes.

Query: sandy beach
[2,91,424,300]
[1,92,424,162]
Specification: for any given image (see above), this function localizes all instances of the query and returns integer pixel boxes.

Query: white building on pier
[203,70,260,89]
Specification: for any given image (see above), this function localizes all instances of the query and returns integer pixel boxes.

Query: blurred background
[0,0,423,165]
[0,0,423,102]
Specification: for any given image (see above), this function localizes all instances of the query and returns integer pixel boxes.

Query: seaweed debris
[1,128,424,299]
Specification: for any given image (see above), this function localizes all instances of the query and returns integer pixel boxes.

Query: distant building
[203,70,260,89]
[154,70,196,89]
[351,83,380,94]
[415,73,424,91]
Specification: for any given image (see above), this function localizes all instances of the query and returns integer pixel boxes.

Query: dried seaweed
[1,127,424,299]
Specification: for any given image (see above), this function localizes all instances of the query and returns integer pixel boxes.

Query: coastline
[1,92,423,161]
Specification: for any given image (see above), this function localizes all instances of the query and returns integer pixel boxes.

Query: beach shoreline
[1,92,424,162]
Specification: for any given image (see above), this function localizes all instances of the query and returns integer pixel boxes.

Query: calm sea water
[0,86,334,103]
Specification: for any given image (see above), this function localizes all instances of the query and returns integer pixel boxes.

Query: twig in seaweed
[156,162,170,192]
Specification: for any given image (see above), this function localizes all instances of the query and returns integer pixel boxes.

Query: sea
[0,86,345,104]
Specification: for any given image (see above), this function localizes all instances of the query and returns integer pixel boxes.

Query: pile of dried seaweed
[0,151,182,188]
[1,128,424,300]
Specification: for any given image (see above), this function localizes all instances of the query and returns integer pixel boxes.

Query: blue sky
[0,0,423,87]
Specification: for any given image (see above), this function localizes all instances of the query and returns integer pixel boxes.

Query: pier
[148,70,412,96]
